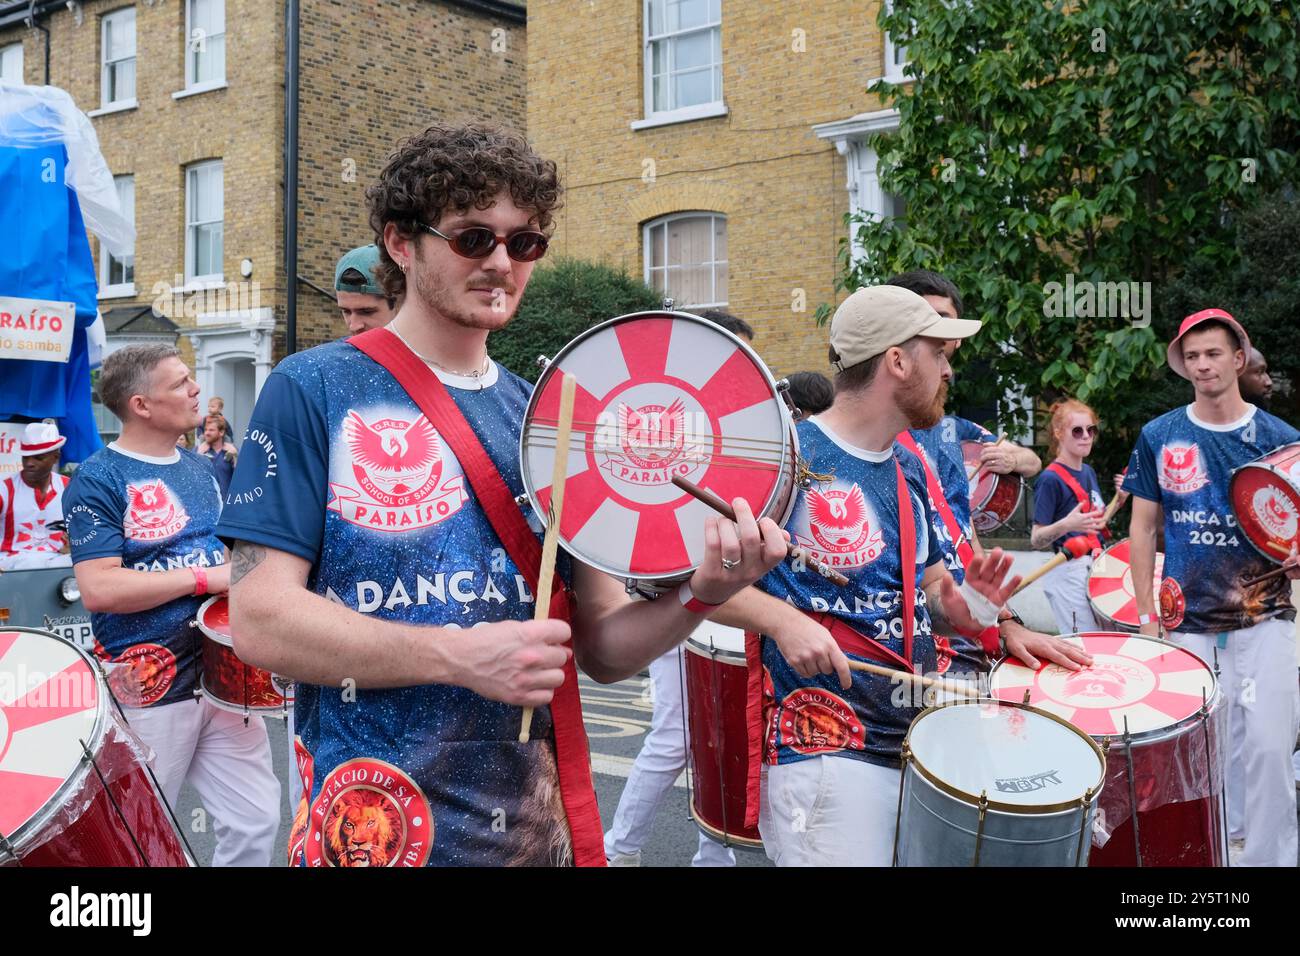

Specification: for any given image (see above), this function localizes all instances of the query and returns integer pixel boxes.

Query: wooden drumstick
[847,660,981,699]
[1011,551,1069,595]
[670,475,851,587]
[1242,564,1294,588]
[520,373,577,744]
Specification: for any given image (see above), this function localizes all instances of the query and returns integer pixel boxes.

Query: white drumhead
[908,701,1103,809]
[685,621,747,662]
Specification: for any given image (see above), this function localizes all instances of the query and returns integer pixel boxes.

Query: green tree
[825,0,1299,472]
[489,257,663,382]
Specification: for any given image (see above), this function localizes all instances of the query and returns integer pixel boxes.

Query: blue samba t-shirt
[64,444,226,707]
[216,339,575,867]
[757,418,944,769]
[1033,461,1105,550]
[1123,404,1299,634]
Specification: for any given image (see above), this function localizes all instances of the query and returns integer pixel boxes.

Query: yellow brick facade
[527,0,893,378]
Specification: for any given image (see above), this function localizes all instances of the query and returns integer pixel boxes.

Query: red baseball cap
[1167,308,1251,380]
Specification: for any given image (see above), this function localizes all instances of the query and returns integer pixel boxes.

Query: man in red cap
[1124,308,1300,867]
[0,422,72,570]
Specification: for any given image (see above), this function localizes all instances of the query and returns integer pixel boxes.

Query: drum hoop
[0,626,112,857]
[902,698,1106,815]
[689,804,763,849]
[1228,461,1300,565]
[1086,540,1165,627]
[519,310,797,583]
[683,634,747,664]
[989,633,1221,746]
[196,595,234,647]
[199,681,292,718]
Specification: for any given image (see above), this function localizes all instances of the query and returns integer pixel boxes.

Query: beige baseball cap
[829,285,982,371]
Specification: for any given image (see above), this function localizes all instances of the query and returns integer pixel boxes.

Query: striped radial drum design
[1228,441,1300,563]
[990,632,1227,867]
[520,312,799,595]
[1087,538,1165,631]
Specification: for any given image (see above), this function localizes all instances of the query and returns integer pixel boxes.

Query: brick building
[0,0,526,442]
[526,0,907,378]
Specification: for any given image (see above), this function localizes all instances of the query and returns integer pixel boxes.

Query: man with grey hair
[64,344,279,867]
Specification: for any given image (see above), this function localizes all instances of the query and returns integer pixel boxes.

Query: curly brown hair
[365,123,562,299]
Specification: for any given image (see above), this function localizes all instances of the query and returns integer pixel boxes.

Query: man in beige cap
[713,285,1056,865]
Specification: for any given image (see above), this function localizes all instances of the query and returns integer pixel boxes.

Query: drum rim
[688,804,763,849]
[195,595,234,647]
[1086,538,1166,629]
[0,626,112,857]
[902,698,1106,815]
[988,632,1221,744]
[1228,460,1300,565]
[684,631,747,664]
[199,680,293,717]
[965,444,1024,531]
[518,310,797,584]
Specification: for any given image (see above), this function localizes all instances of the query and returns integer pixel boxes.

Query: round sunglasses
[1071,424,1100,439]
[417,221,549,263]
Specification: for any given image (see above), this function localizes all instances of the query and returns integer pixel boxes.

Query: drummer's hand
[453,619,573,707]
[958,548,1021,609]
[1002,621,1091,671]
[207,563,231,594]
[979,444,1014,475]
[772,618,852,690]
[1112,474,1130,503]
[689,498,789,606]
[1283,545,1300,580]
[1063,502,1105,534]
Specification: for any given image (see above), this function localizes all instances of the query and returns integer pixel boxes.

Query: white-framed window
[100,175,135,296]
[101,8,137,108]
[185,160,224,284]
[185,0,226,91]
[0,42,23,84]
[883,1,911,81]
[642,0,722,122]
[643,213,728,309]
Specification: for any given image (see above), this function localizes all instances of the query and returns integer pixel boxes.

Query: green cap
[334,244,384,297]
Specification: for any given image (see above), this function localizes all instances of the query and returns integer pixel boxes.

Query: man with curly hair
[217,123,786,867]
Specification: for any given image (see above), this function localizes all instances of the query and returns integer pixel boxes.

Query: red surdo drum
[1229,442,1300,563]
[1087,539,1166,632]
[683,623,761,848]
[990,632,1226,867]
[196,596,293,719]
[520,312,798,597]
[0,626,193,866]
[963,441,1023,533]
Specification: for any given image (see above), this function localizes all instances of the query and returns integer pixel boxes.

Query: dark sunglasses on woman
[1071,424,1100,439]
[417,221,550,262]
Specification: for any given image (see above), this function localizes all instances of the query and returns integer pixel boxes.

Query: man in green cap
[334,243,399,336]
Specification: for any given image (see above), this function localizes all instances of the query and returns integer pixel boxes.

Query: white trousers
[1172,619,1299,868]
[1042,554,1098,636]
[604,645,736,867]
[124,697,281,867]
[758,756,902,866]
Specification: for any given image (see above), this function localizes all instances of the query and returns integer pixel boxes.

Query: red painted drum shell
[1229,443,1300,564]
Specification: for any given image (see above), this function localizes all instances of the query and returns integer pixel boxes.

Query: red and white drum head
[0,628,104,847]
[990,632,1215,738]
[196,595,232,646]
[1229,442,1300,563]
[521,313,795,582]
[1087,539,1165,630]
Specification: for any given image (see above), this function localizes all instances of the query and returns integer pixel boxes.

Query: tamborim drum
[1087,539,1165,632]
[1229,441,1300,563]
[683,623,761,848]
[196,596,293,719]
[895,699,1104,866]
[520,312,798,595]
[990,632,1227,867]
[0,626,193,866]
[963,442,1023,533]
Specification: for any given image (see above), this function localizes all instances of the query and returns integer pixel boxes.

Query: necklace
[388,325,490,378]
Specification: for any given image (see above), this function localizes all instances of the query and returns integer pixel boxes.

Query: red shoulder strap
[1046,462,1093,511]
[895,458,917,673]
[897,431,975,567]
[348,327,605,867]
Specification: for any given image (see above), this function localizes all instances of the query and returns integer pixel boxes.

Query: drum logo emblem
[1158,443,1209,494]
[1160,577,1186,629]
[123,480,189,541]
[99,642,177,707]
[1043,654,1156,708]
[331,410,468,532]
[1251,487,1297,542]
[773,687,867,756]
[596,399,710,487]
[995,770,1063,794]
[306,757,433,867]
[801,485,886,566]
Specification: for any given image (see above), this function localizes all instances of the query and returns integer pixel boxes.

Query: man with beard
[1125,309,1300,867]
[712,285,1030,865]
[216,124,785,867]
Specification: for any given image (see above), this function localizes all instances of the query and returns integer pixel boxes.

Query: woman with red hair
[1030,399,1127,634]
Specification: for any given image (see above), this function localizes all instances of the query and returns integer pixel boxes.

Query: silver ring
[721,557,741,570]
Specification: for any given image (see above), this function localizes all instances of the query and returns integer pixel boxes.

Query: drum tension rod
[1121,716,1142,867]
[892,745,910,867]
[1075,787,1094,867]
[80,737,150,867]
[1199,687,1229,865]
[972,790,989,867]
[0,828,21,866]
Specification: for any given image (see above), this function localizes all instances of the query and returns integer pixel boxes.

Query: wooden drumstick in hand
[520,373,577,744]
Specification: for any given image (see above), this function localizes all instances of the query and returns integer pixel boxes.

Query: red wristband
[192,566,208,597]
[678,580,722,615]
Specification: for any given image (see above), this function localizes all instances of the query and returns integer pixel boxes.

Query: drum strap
[896,433,999,656]
[348,327,606,868]
[1046,462,1106,551]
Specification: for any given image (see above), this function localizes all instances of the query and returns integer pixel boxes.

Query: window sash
[644,0,721,115]
[186,162,224,280]
[0,43,22,84]
[186,0,227,87]
[644,214,728,308]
